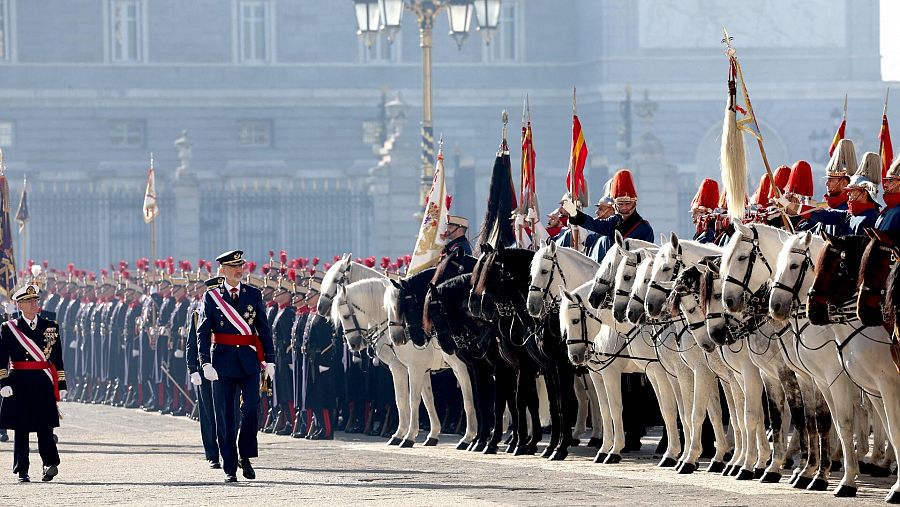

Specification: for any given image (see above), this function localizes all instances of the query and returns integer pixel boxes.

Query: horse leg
[400,365,428,447]
[680,367,715,474]
[674,361,697,470]
[737,367,765,478]
[874,377,900,503]
[540,368,561,459]
[387,363,410,446]
[573,372,589,441]
[807,387,833,491]
[646,364,681,466]
[525,369,542,453]
[585,371,604,446]
[549,363,576,461]
[601,367,627,463]
[816,375,860,496]
[421,373,441,445]
[705,377,729,473]
[446,354,478,449]
[590,368,614,461]
[771,372,808,487]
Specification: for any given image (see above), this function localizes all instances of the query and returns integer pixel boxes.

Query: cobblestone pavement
[0,402,894,506]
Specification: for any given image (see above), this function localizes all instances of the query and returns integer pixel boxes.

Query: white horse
[317,254,384,317]
[636,234,732,474]
[383,279,479,450]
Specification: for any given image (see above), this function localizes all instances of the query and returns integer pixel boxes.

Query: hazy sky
[883,0,899,81]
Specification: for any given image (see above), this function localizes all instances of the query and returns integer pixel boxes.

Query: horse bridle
[647,246,684,300]
[528,251,568,310]
[771,246,813,313]
[614,250,644,301]
[338,298,386,348]
[724,226,773,302]
[563,292,605,350]
[807,244,859,324]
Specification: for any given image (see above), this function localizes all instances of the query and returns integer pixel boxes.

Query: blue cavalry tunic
[801,206,879,236]
[442,235,473,256]
[569,210,655,260]
[875,205,900,235]
[197,281,275,477]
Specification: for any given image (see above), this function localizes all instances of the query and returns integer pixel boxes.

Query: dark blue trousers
[212,373,259,475]
[197,378,220,462]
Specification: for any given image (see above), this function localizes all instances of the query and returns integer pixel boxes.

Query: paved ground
[0,402,895,505]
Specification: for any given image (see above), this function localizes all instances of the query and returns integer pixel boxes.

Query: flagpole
[570,87,580,252]
[20,175,26,266]
[149,152,157,329]
[880,88,890,154]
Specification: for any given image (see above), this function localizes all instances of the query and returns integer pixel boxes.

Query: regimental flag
[830,95,847,157]
[408,147,450,276]
[0,172,17,297]
[880,107,893,179]
[478,137,518,249]
[143,163,158,224]
[14,177,27,234]
[519,106,537,214]
[565,114,589,207]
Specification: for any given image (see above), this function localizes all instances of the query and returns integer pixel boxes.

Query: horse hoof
[472,441,486,453]
[830,460,842,472]
[674,461,684,472]
[753,468,765,480]
[587,438,602,448]
[729,466,740,477]
[467,441,478,451]
[423,438,438,447]
[706,461,725,474]
[858,461,872,474]
[525,444,539,455]
[789,469,800,484]
[792,476,812,489]
[759,471,782,483]
[833,485,857,498]
[603,453,622,464]
[723,451,734,462]
[455,441,470,450]
[549,449,568,461]
[658,457,677,468]
[884,490,900,504]
[721,465,733,476]
[870,465,892,478]
[807,478,829,491]
[513,446,528,456]
[736,469,755,481]
[504,434,513,445]
[387,437,402,446]
[594,452,607,464]
[677,462,697,475]
[783,458,794,470]
[483,445,498,455]
[540,447,554,458]
[504,445,516,454]
[399,439,415,448]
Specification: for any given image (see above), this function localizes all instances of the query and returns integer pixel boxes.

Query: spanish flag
[565,114,589,207]
[829,95,847,157]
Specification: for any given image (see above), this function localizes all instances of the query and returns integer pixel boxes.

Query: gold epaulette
[57,370,66,381]
[0,368,7,380]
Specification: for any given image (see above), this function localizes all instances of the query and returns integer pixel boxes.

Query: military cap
[11,284,40,302]
[204,276,224,289]
[216,250,245,266]
[170,276,189,287]
[446,215,469,229]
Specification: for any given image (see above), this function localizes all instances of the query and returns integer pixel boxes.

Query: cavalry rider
[877,156,900,237]
[441,215,473,256]
[789,152,883,236]
[0,284,66,483]
[819,138,856,236]
[690,178,720,243]
[198,250,276,483]
[561,168,655,252]
[780,160,815,229]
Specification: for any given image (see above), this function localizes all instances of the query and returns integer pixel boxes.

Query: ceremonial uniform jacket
[302,314,340,410]
[442,235,473,256]
[693,222,717,244]
[799,200,851,237]
[570,210,655,259]
[185,300,202,375]
[197,283,275,378]
[122,299,141,356]
[167,297,190,354]
[876,205,900,238]
[802,207,879,236]
[271,304,296,402]
[0,315,66,431]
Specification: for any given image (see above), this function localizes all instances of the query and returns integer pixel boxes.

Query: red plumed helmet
[101,268,108,277]
[299,258,308,268]
[312,257,319,266]
[183,261,193,272]
[27,259,34,267]
[42,260,48,269]
[333,255,342,263]
[261,265,270,275]
[785,160,814,197]
[381,256,391,268]
[121,270,130,280]
[609,169,638,201]
[690,178,720,210]
[363,257,376,268]
[199,259,207,270]
[67,263,75,274]
[288,268,297,282]
[355,257,362,265]
[396,257,405,267]
[280,250,288,263]
[324,263,331,271]
[768,165,791,198]
[751,174,772,207]
[119,260,127,269]
[167,263,174,275]
[246,261,257,274]
[88,272,96,281]
[268,250,275,259]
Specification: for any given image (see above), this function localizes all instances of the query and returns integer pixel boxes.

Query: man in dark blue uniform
[440,215,473,256]
[188,276,224,469]
[270,274,296,435]
[301,273,340,440]
[0,285,67,483]
[290,283,310,438]
[877,156,900,238]
[690,178,720,244]
[198,250,275,483]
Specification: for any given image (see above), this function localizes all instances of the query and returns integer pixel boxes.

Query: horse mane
[699,267,715,314]
[476,151,518,250]
[423,273,471,333]
[404,267,437,297]
[431,250,477,287]
[858,231,895,289]
[885,257,900,314]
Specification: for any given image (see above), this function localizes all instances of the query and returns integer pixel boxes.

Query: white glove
[372,357,381,367]
[288,363,294,372]
[514,213,526,229]
[68,340,77,350]
[527,207,538,223]
[190,372,202,386]
[0,386,11,398]
[318,365,330,373]
[202,363,219,381]
[265,363,275,380]
[58,390,67,400]
[174,349,185,359]
[561,197,577,216]
[132,349,140,358]
[351,355,361,365]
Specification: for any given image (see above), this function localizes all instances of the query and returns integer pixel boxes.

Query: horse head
[769,232,816,322]
[527,242,558,317]
[721,221,781,313]
[560,286,591,366]
[317,253,352,317]
[612,247,644,323]
[645,233,682,318]
[589,239,623,309]
[670,266,718,353]
[699,259,731,346]
[856,228,896,326]
[807,232,867,326]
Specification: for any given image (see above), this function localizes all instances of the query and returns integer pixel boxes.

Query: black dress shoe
[208,460,221,469]
[240,459,255,480]
[224,474,237,483]
[42,465,58,482]
[17,474,30,483]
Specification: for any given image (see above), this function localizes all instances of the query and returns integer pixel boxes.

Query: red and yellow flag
[829,119,846,157]
[565,114,589,207]
[880,112,893,179]
[520,120,536,209]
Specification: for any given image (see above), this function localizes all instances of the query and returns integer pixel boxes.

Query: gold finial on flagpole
[501,109,509,142]
[722,27,735,56]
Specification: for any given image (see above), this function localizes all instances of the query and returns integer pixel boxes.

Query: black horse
[469,243,578,461]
